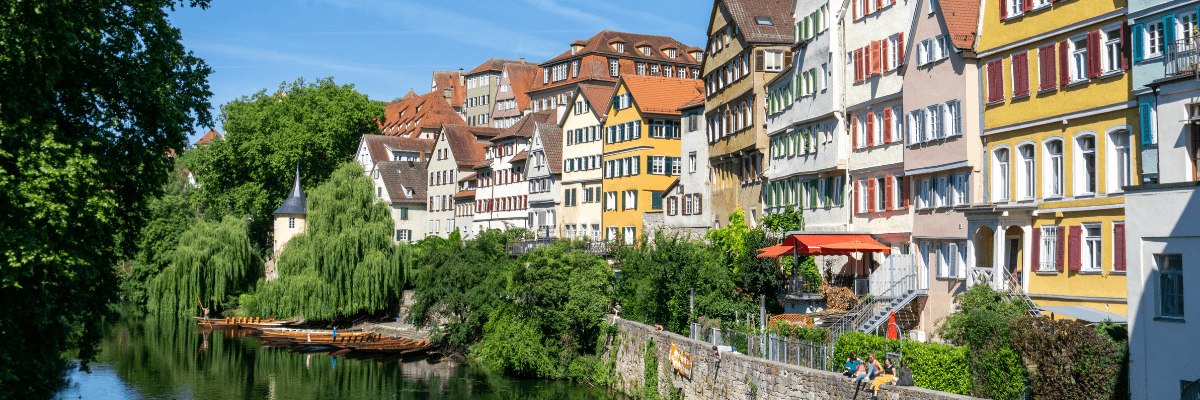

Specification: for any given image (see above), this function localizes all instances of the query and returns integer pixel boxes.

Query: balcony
[505,239,610,256]
[777,274,821,299]
[1166,36,1200,77]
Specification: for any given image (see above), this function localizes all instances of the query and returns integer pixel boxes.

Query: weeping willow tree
[147,216,262,315]
[241,161,411,321]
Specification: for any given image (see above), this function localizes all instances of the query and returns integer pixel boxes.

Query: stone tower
[272,167,307,256]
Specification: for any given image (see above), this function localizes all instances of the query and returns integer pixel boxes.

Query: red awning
[756,234,892,257]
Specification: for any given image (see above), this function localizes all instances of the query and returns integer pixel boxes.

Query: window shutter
[867,178,876,212]
[784,51,793,66]
[1164,14,1176,45]
[882,39,890,72]
[875,0,883,11]
[1056,226,1066,271]
[1121,22,1131,70]
[865,44,875,76]
[852,116,859,148]
[1114,223,1126,271]
[854,180,862,214]
[853,0,858,20]
[1022,0,1032,12]
[1058,40,1070,87]
[866,112,875,145]
[1087,30,1102,79]
[756,50,765,72]
[871,41,882,75]
[999,0,1007,19]
[1132,24,1144,63]
[811,179,819,207]
[1139,102,1153,145]
[646,155,653,174]
[1031,227,1041,270]
[1038,45,1052,90]
[666,157,674,175]
[1068,225,1082,271]
[884,174,894,210]
[897,32,905,64]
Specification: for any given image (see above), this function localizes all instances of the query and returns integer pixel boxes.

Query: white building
[473,110,557,233]
[374,160,428,243]
[526,123,564,237]
[354,134,434,176]
[662,95,712,239]
[426,125,498,238]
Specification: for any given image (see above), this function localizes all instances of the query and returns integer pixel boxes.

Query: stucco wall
[1151,78,1200,184]
[559,93,605,238]
[666,107,715,230]
[428,134,463,238]
[272,214,306,255]
[606,318,985,400]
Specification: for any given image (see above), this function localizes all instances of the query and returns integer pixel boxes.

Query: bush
[768,320,830,343]
[1012,318,1129,400]
[833,332,972,396]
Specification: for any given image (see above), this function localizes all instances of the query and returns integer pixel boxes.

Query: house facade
[473,111,557,232]
[602,76,703,243]
[557,84,611,240]
[971,0,1135,318]
[492,62,540,129]
[527,123,564,237]
[426,125,498,238]
[354,134,435,178]
[662,96,712,239]
[464,59,535,127]
[375,160,428,243]
[702,0,795,229]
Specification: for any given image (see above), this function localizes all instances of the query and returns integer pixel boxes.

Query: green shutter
[810,179,819,207]
[401,207,409,220]
[1165,14,1177,44]
[1133,24,1144,63]
[824,177,833,205]
[1140,102,1154,145]
[652,192,663,210]
[665,156,674,175]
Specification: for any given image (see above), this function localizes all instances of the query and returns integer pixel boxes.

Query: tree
[240,161,410,321]
[614,232,745,333]
[938,284,1029,400]
[408,229,511,347]
[147,216,262,315]
[120,154,201,306]
[706,209,784,310]
[190,78,385,250]
[0,0,212,396]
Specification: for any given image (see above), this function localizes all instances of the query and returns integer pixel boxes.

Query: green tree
[120,155,201,306]
[240,162,409,321]
[0,0,212,395]
[190,77,385,250]
[761,205,804,233]
[409,229,511,347]
[707,209,783,308]
[147,216,262,315]
[614,232,745,333]
[938,284,1029,400]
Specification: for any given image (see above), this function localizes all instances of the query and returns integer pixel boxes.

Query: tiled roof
[495,63,541,115]
[940,0,982,50]
[620,75,705,116]
[578,83,616,119]
[442,125,500,167]
[468,58,535,75]
[493,110,557,141]
[718,0,796,44]
[459,172,477,183]
[509,150,529,163]
[377,160,427,205]
[195,129,223,146]
[454,190,476,199]
[528,56,615,94]
[361,134,436,164]
[531,30,700,94]
[536,123,564,174]
[400,90,418,101]
[432,70,465,108]
[378,91,466,137]
[678,93,705,111]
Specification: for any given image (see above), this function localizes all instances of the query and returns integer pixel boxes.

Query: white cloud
[516,0,619,29]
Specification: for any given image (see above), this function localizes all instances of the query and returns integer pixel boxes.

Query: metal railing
[829,271,921,342]
[504,240,610,255]
[1166,36,1200,77]
[690,323,833,371]
[1001,267,1043,318]
[780,274,820,297]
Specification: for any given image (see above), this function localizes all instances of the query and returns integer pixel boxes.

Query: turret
[272,167,307,255]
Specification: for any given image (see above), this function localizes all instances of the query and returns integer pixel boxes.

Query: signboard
[669,341,692,379]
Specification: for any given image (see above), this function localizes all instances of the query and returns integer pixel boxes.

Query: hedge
[833,332,972,396]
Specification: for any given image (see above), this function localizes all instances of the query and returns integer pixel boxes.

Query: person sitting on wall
[894,360,915,387]
[843,352,863,377]
[853,363,870,382]
[866,353,883,379]
[871,358,898,397]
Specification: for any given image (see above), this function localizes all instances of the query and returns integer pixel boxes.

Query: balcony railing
[778,274,820,298]
[1166,36,1200,77]
[505,239,610,256]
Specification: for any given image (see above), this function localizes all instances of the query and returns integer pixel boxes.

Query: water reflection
[57,311,624,400]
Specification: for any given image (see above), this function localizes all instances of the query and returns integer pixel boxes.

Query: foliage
[643,339,660,400]
[819,285,858,311]
[706,209,784,308]
[120,155,202,306]
[147,216,262,315]
[1012,318,1129,400]
[767,321,830,343]
[833,332,972,395]
[240,162,409,321]
[189,77,385,249]
[472,306,558,377]
[408,229,510,347]
[760,205,804,234]
[614,232,750,333]
[938,284,1028,400]
[0,0,213,394]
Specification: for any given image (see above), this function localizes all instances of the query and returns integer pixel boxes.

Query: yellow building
[602,75,703,244]
[966,0,1136,319]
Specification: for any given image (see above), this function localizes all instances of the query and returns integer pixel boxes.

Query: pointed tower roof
[273,168,307,215]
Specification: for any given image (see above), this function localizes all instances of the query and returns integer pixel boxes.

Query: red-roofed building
[431,70,465,115]
[464,58,538,127]
[527,122,564,237]
[195,129,223,147]
[377,91,466,139]
[526,30,701,124]
[354,134,436,178]
[492,62,541,129]
[427,124,500,238]
[471,110,557,233]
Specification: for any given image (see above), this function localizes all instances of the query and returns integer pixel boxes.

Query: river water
[56,312,624,400]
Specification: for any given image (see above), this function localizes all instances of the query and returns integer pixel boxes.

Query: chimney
[520,58,525,63]
[459,68,465,87]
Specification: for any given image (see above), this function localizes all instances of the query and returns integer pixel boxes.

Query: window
[689,152,697,172]
[623,226,636,244]
[637,63,646,75]
[858,180,868,212]
[1183,13,1199,44]
[918,178,930,209]
[1040,226,1058,271]
[607,226,618,241]
[1110,130,1132,191]
[396,229,411,242]
[288,217,296,229]
[1006,0,1022,19]
[609,59,619,77]
[652,156,665,174]
[764,50,785,71]
[1070,37,1089,82]
[1019,144,1036,200]
[1080,224,1102,272]
[672,157,682,175]
[1046,140,1065,198]
[1077,135,1097,195]
[894,175,905,209]
[986,60,1004,103]
[1157,254,1184,319]
[1012,52,1030,96]
[994,148,1011,201]
[1103,26,1122,73]
[946,242,960,278]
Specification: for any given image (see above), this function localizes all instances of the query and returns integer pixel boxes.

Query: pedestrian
[871,358,897,397]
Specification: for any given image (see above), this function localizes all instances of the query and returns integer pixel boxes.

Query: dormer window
[668,49,677,59]
[641,46,651,56]
[613,43,625,53]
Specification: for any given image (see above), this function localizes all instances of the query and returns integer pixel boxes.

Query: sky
[169,0,712,143]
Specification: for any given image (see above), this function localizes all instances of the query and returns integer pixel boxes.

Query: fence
[1166,36,1200,77]
[504,239,610,256]
[690,323,833,372]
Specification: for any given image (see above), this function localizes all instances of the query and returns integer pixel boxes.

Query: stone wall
[607,318,985,400]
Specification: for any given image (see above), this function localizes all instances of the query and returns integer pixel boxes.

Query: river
[56,311,625,400]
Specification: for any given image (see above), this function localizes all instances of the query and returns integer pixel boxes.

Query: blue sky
[170,0,712,143]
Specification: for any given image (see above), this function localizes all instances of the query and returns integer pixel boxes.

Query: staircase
[828,254,927,341]
[857,279,926,334]
[1001,268,1043,318]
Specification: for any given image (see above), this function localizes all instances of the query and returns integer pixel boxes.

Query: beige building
[427,125,497,238]
[556,84,612,240]
[272,169,307,256]
[464,59,536,127]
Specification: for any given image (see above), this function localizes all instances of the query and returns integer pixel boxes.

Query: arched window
[1044,140,1064,198]
[1107,129,1132,192]
[1018,144,1036,200]
[993,148,1011,202]
[1075,135,1097,195]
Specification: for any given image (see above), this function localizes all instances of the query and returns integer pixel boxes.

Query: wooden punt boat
[193,316,298,329]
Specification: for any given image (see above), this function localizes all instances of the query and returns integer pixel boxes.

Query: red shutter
[1056,226,1066,271]
[897,33,905,64]
[1038,45,1051,90]
[1031,227,1042,270]
[852,116,859,148]
[853,0,858,20]
[867,179,877,212]
[756,50,765,72]
[884,175,894,210]
[875,0,883,11]
[1022,0,1033,12]
[987,61,1003,102]
[883,107,893,142]
[1012,53,1024,96]
[999,0,1008,19]
[1121,22,1131,70]
[855,49,864,82]
[1059,40,1070,86]
[1114,223,1126,271]
[882,38,890,71]
[1086,30,1101,79]
[855,180,862,214]
[866,112,875,146]
[871,41,882,75]
[1068,225,1082,271]
[903,176,911,208]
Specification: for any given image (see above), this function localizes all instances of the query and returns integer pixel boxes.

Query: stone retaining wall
[607,318,985,400]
